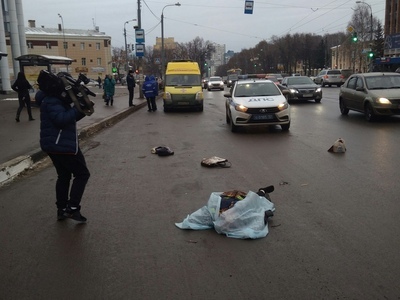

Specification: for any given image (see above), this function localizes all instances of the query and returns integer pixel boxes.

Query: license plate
[252,114,274,120]
[302,93,313,97]
[178,102,190,105]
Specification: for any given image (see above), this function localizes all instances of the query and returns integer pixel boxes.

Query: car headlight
[289,89,297,94]
[234,104,248,112]
[164,91,171,100]
[316,87,322,92]
[278,102,289,111]
[195,91,204,100]
[376,97,391,104]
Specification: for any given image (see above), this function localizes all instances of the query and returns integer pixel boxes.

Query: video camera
[37,70,95,116]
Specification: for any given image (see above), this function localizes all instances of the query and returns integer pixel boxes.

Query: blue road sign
[136,44,145,57]
[244,0,254,14]
[135,29,145,44]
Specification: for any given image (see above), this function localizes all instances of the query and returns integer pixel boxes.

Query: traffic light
[204,62,207,66]
[352,32,358,43]
[368,51,374,59]
[112,67,117,73]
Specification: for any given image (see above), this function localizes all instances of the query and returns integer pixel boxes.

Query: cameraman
[36,71,91,223]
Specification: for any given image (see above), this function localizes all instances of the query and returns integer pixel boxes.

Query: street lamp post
[58,13,68,71]
[161,2,181,79]
[356,1,373,71]
[356,1,373,41]
[124,19,137,72]
[58,14,67,57]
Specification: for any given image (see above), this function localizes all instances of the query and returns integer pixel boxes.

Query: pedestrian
[157,77,163,90]
[12,71,35,122]
[142,75,158,112]
[97,76,102,89]
[103,74,116,106]
[126,70,136,107]
[35,71,92,223]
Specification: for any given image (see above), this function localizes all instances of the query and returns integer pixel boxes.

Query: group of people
[102,70,158,110]
[11,69,160,223]
[126,70,158,112]
[96,70,159,110]
[12,70,160,122]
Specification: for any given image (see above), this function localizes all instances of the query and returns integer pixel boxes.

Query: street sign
[362,48,372,54]
[135,29,145,44]
[347,26,354,33]
[135,44,145,57]
[244,0,254,14]
[155,58,160,65]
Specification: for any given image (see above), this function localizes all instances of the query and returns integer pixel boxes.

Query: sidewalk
[0,85,147,185]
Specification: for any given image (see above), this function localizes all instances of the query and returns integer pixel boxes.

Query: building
[153,37,176,51]
[209,43,226,76]
[0,0,112,92]
[384,0,400,57]
[378,0,400,70]
[224,50,235,63]
[331,41,369,72]
[5,20,112,83]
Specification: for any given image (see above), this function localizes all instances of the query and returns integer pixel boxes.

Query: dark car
[265,75,280,84]
[339,72,400,121]
[266,73,284,83]
[281,76,322,103]
[226,74,239,88]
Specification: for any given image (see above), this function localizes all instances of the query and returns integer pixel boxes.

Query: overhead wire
[140,0,385,46]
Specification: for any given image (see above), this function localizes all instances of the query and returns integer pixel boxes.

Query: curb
[78,101,147,139]
[0,101,147,187]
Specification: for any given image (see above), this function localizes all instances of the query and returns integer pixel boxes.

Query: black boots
[15,115,35,122]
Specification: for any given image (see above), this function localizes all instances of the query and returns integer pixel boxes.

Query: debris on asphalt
[328,138,346,153]
[175,188,275,239]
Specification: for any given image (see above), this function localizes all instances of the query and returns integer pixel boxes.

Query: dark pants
[146,97,157,111]
[48,149,90,210]
[16,92,33,119]
[105,94,114,106]
[128,87,134,106]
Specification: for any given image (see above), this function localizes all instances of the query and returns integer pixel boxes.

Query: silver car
[207,76,224,91]
[314,69,342,87]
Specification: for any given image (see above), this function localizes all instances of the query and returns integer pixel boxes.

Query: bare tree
[350,4,379,42]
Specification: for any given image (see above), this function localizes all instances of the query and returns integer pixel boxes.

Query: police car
[224,79,290,132]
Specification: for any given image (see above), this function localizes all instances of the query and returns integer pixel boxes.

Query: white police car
[224,79,290,132]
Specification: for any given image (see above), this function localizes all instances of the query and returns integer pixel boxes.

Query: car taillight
[323,75,329,79]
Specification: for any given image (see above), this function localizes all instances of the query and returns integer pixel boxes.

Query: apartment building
[5,20,112,82]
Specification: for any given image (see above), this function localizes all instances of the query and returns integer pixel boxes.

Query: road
[1,86,400,299]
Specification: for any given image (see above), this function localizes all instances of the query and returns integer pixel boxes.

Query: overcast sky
[21,0,386,52]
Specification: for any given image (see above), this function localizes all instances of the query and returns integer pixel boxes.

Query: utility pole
[137,0,144,98]
[124,19,137,72]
